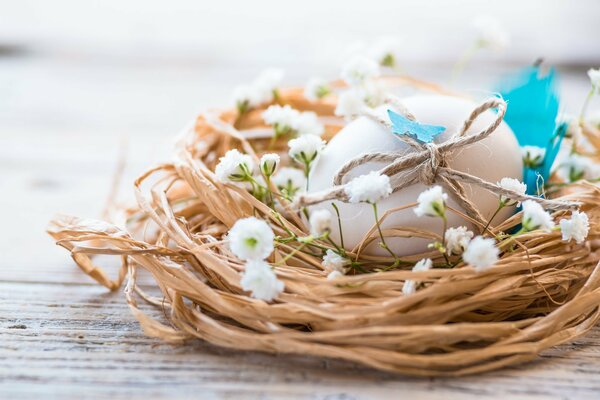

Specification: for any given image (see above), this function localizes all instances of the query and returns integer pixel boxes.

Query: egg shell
[308,94,523,257]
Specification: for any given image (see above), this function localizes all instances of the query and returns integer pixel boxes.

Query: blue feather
[496,66,563,195]
[387,109,446,144]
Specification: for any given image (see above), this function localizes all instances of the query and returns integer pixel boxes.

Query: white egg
[309,94,523,256]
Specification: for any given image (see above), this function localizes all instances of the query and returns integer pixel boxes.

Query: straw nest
[48,80,600,376]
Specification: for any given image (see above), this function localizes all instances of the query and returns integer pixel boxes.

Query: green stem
[303,161,311,192]
[372,202,398,261]
[440,215,451,266]
[451,42,482,85]
[579,88,595,124]
[331,202,345,249]
[481,203,505,235]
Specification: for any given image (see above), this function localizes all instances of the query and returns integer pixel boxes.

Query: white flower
[335,88,367,118]
[413,258,433,272]
[327,270,345,280]
[588,68,600,93]
[521,200,555,232]
[472,15,509,50]
[414,186,448,218]
[340,56,380,86]
[272,167,306,197]
[445,226,474,255]
[260,153,279,177]
[240,260,284,301]
[498,177,527,205]
[232,68,284,112]
[322,249,350,273]
[588,111,600,128]
[262,105,300,135]
[232,85,261,113]
[369,36,401,67]
[362,81,387,108]
[309,209,332,236]
[253,68,284,103]
[215,149,254,183]
[228,217,275,261]
[463,236,499,272]
[344,171,392,203]
[263,105,324,137]
[288,135,325,165]
[292,112,325,137]
[304,77,330,101]
[402,258,432,295]
[560,211,590,244]
[558,154,599,182]
[521,146,546,168]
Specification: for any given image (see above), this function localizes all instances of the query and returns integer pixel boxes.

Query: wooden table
[1,51,599,399]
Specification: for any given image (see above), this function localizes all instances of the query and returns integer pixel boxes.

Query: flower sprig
[232,68,284,115]
[288,135,325,191]
[227,217,284,301]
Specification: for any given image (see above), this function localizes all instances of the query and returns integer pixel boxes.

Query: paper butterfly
[387,109,446,144]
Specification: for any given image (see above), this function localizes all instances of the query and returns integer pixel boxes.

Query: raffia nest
[48,79,600,376]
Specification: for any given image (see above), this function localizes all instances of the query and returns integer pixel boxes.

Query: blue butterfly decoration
[496,65,567,195]
[387,109,446,144]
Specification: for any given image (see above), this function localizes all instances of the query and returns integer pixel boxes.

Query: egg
[309,94,523,257]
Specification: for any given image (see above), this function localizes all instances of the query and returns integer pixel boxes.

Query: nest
[48,81,600,376]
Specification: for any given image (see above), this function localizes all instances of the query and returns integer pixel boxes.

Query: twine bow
[295,97,579,225]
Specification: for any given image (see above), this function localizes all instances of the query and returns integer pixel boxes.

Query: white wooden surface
[1,17,600,398]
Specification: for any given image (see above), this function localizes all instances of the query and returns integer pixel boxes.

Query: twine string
[295,97,580,218]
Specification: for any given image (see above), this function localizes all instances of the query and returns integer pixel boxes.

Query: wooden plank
[1,282,600,399]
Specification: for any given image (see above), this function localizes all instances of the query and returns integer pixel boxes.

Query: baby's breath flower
[558,154,599,182]
[498,177,527,205]
[340,56,380,86]
[254,68,284,103]
[327,270,345,280]
[228,217,275,261]
[402,258,432,295]
[232,85,261,114]
[232,68,284,113]
[215,149,255,183]
[588,111,600,129]
[560,211,589,244]
[463,236,499,272]
[309,209,332,236]
[588,68,600,94]
[288,135,325,166]
[521,200,555,232]
[272,167,306,198]
[260,153,280,177]
[472,15,509,50]
[362,81,386,108]
[293,112,325,137]
[322,249,350,273]
[263,105,324,137]
[262,105,300,136]
[444,226,474,255]
[240,260,284,301]
[369,36,401,67]
[344,171,392,204]
[521,146,546,168]
[414,186,448,218]
[304,77,331,101]
[335,88,367,118]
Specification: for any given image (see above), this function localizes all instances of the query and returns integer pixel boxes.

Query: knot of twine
[421,143,442,185]
[295,96,580,224]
